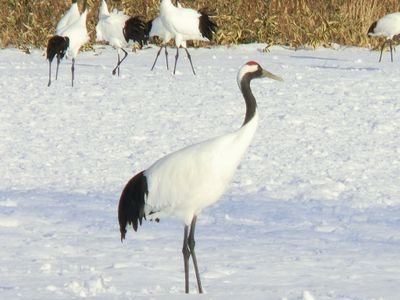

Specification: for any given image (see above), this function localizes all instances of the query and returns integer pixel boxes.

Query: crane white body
[118,61,283,293]
[55,0,80,35]
[149,16,175,45]
[58,8,89,59]
[368,12,400,39]
[144,113,258,225]
[96,1,130,50]
[160,0,207,46]
[149,1,183,44]
[368,12,400,62]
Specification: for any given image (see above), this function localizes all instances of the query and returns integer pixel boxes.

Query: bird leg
[71,58,75,87]
[390,39,394,62]
[56,55,61,81]
[164,46,169,70]
[183,48,196,75]
[113,52,120,76]
[48,60,52,87]
[182,225,191,293]
[188,216,203,293]
[182,216,203,294]
[173,47,180,75]
[151,46,164,71]
[379,40,387,62]
[112,48,128,76]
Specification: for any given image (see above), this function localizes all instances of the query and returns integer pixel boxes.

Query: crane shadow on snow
[291,55,341,61]
[309,65,380,72]
[0,188,116,225]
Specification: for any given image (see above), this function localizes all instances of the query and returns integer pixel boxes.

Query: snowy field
[0,43,399,299]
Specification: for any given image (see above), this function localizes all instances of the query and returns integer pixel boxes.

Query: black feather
[123,16,148,47]
[368,21,377,35]
[118,171,148,241]
[46,35,69,62]
[198,9,218,40]
[145,18,154,41]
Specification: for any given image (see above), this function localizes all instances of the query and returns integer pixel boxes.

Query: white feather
[144,110,258,225]
[96,0,130,48]
[58,6,89,59]
[55,0,80,35]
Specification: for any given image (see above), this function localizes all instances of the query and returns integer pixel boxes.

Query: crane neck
[99,0,109,16]
[239,73,258,127]
[160,0,175,12]
[82,0,88,13]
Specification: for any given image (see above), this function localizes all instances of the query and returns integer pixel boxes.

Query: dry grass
[1,0,400,50]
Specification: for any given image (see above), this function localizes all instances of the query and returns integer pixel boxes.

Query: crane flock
[46,0,217,86]
[43,0,399,294]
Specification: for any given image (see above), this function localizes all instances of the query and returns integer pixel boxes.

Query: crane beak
[261,68,283,82]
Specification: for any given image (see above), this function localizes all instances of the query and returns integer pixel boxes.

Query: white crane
[96,0,146,76]
[118,61,283,293]
[146,1,182,71]
[159,0,217,75]
[47,0,81,86]
[55,0,80,35]
[368,12,400,62]
[47,0,89,87]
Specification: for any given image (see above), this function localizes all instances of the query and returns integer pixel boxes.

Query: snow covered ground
[0,43,399,299]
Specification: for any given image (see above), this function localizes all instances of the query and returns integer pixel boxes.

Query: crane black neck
[240,73,258,127]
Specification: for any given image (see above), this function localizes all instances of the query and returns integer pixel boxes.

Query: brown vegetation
[1,0,400,51]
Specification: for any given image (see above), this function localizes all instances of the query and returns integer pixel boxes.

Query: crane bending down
[46,0,79,86]
[96,0,147,76]
[47,0,89,87]
[146,1,182,71]
[368,12,400,62]
[118,61,283,293]
[159,0,217,75]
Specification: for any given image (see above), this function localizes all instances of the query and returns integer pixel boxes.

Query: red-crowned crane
[95,0,147,76]
[55,0,80,35]
[118,61,283,293]
[146,1,182,71]
[47,0,89,87]
[368,12,400,62]
[47,0,79,86]
[159,0,217,75]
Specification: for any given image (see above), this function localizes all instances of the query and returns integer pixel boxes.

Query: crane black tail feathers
[46,35,69,62]
[123,16,148,47]
[368,21,377,35]
[118,171,148,241]
[198,9,218,41]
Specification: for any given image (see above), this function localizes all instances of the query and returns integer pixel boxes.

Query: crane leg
[113,52,120,76]
[182,225,190,293]
[183,48,196,75]
[71,58,75,87]
[390,40,393,62]
[164,46,169,70]
[173,47,180,75]
[151,46,163,71]
[56,56,61,81]
[182,216,203,294]
[379,40,387,62]
[48,60,52,87]
[113,48,128,76]
[188,216,203,293]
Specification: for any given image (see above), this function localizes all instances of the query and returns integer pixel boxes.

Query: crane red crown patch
[246,61,259,66]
